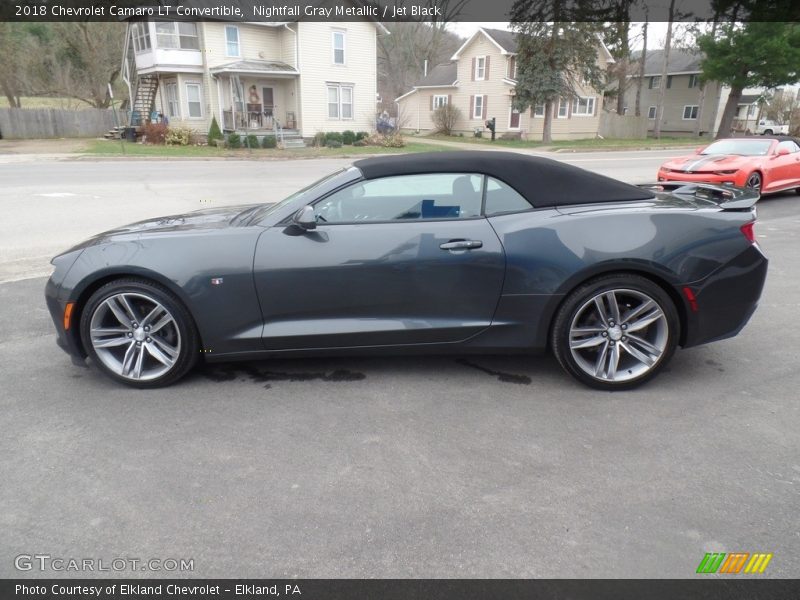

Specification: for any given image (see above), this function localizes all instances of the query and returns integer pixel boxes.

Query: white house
[121,19,384,143]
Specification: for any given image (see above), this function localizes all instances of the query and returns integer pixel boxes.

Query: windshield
[701,139,773,156]
[236,168,350,225]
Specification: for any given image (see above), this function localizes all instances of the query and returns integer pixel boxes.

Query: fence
[598,112,648,139]
[0,107,124,139]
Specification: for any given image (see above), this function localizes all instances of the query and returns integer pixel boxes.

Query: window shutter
[447,94,452,105]
[469,95,474,118]
[471,57,476,81]
[485,56,490,79]
[430,95,434,111]
[483,95,487,119]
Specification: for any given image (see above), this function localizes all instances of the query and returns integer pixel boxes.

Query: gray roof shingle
[632,48,703,75]
[415,62,458,87]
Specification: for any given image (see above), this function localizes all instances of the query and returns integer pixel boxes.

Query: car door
[252,172,506,350]
[770,140,800,190]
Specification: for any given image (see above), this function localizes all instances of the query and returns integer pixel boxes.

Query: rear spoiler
[637,182,759,211]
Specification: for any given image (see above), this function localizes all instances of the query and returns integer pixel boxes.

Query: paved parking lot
[1,153,798,578]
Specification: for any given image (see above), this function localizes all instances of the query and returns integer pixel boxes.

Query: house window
[332,30,346,65]
[508,56,517,79]
[165,81,179,118]
[532,104,545,117]
[683,105,699,120]
[688,74,699,88]
[556,98,569,118]
[473,95,483,119]
[572,96,595,116]
[648,106,657,119]
[433,95,448,109]
[475,56,486,80]
[225,26,240,57]
[747,104,757,116]
[327,84,353,119]
[648,75,661,89]
[185,83,203,118]
[155,22,199,50]
[131,22,151,53]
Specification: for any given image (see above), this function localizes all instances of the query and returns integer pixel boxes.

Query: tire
[745,171,762,191]
[763,129,773,135]
[79,278,199,388]
[551,273,680,391]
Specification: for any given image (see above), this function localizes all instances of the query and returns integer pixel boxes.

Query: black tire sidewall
[79,278,199,388]
[551,274,680,391]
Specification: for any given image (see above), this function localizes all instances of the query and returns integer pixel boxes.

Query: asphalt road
[0,150,676,282]
[1,152,799,578]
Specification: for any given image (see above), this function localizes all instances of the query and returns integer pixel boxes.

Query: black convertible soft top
[353,151,654,209]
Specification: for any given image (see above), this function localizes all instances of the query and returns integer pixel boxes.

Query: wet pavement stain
[456,358,532,385]
[202,363,366,386]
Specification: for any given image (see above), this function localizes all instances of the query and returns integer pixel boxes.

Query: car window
[484,177,533,215]
[313,173,483,223]
[701,139,773,156]
[776,140,800,153]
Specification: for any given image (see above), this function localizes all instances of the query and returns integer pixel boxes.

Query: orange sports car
[657,136,800,194]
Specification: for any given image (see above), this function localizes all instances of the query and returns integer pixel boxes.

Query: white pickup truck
[755,120,790,135]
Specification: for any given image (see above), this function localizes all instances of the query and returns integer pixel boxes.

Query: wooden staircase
[130,75,159,126]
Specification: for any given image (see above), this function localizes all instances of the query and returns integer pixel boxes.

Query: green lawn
[81,140,448,158]
[425,134,706,150]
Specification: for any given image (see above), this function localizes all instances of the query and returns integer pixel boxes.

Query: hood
[662,153,751,172]
[59,204,263,256]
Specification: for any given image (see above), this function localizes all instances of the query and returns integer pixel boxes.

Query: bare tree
[431,104,461,135]
[653,0,676,139]
[634,17,648,117]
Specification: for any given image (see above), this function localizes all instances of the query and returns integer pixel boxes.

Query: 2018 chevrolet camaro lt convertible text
[45,152,768,390]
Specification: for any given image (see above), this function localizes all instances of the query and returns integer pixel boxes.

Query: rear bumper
[680,244,768,348]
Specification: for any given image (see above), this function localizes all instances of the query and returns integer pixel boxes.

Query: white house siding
[201,23,283,68]
[296,21,377,137]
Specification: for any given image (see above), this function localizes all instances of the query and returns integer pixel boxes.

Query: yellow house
[395,27,613,140]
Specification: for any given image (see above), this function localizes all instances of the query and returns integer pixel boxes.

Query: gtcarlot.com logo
[696,552,773,574]
[14,554,194,572]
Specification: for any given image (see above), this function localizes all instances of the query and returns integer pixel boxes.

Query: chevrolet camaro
[45,152,768,390]
[658,135,800,194]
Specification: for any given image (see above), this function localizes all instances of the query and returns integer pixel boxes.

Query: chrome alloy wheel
[746,172,762,190]
[89,292,181,381]
[568,289,669,383]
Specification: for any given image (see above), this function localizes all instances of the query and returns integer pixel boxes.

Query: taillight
[740,221,756,244]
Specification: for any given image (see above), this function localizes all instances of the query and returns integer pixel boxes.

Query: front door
[252,173,506,350]
[509,108,521,129]
[262,86,274,119]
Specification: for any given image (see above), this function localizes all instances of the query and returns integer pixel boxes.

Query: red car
[658,136,800,194]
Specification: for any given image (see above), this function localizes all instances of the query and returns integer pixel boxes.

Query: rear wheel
[762,129,773,135]
[80,278,199,388]
[745,171,762,191]
[551,274,679,390]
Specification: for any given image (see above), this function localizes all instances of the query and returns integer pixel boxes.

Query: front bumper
[658,170,744,187]
[680,244,768,348]
[44,249,86,359]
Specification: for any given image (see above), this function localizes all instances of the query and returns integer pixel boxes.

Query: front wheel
[745,171,762,191]
[551,274,679,390]
[80,278,199,388]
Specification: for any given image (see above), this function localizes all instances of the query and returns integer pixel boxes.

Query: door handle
[440,239,483,250]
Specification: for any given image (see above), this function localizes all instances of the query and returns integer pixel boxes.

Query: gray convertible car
[45,152,767,390]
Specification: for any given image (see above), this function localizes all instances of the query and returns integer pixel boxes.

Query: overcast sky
[448,22,674,51]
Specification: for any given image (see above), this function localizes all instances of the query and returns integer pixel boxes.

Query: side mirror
[777,147,791,156]
[292,206,316,230]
